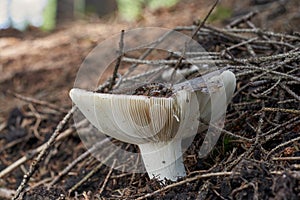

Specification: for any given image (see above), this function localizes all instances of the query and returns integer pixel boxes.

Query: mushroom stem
[138,139,186,181]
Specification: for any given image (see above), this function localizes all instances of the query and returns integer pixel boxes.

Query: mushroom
[69,70,236,181]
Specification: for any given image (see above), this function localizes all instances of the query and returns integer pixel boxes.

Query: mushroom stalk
[138,139,185,181]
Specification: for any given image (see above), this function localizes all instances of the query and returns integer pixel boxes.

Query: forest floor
[0,0,300,199]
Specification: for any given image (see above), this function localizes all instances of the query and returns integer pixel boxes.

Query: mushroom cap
[198,70,236,123]
[69,89,200,145]
[69,70,236,145]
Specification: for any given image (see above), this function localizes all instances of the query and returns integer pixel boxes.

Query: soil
[0,0,300,199]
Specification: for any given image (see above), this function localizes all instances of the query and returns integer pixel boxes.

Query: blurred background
[0,0,298,32]
[0,0,182,31]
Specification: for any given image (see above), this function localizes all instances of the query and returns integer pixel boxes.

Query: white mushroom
[69,70,236,181]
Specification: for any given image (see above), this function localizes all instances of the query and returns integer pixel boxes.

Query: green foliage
[116,0,180,21]
[208,5,232,23]
[42,0,57,31]
[147,0,179,10]
[117,0,144,21]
